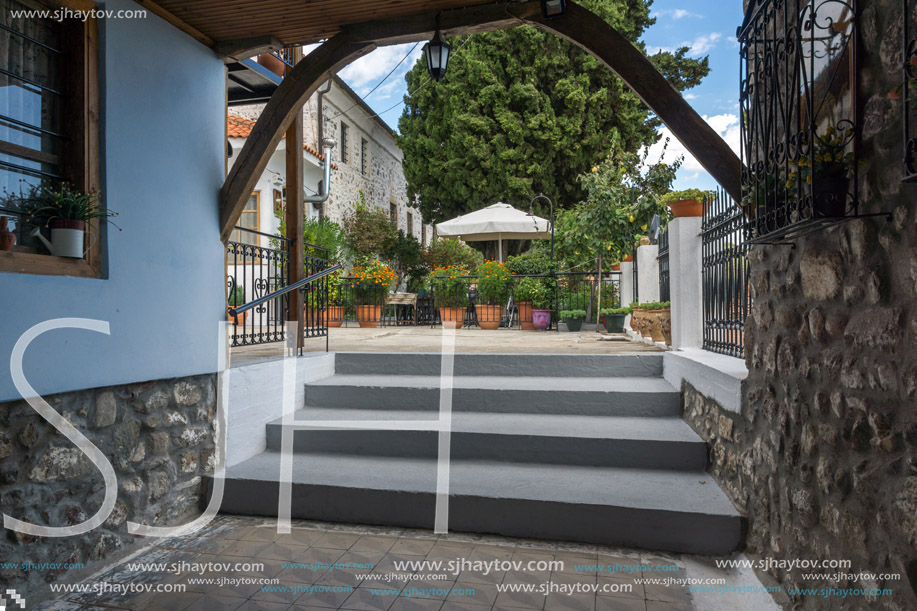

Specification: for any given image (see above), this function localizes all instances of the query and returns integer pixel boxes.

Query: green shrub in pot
[560,309,586,332]
[600,306,632,333]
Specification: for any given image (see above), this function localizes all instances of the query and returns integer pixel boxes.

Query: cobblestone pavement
[35,515,703,611]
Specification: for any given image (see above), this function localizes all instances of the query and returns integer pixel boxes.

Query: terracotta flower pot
[356,304,382,328]
[668,198,703,218]
[611,263,621,271]
[0,216,15,251]
[532,309,552,330]
[327,305,346,328]
[630,307,643,330]
[517,300,534,330]
[475,304,502,330]
[622,254,634,263]
[439,307,464,329]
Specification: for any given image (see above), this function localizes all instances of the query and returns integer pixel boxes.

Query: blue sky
[322,0,744,191]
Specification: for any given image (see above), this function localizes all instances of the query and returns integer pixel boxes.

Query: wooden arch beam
[219,1,743,240]
[525,3,742,201]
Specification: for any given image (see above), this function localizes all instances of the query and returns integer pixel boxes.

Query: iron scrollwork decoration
[905,0,917,181]
[739,0,861,243]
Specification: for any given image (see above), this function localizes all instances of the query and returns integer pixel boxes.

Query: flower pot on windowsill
[356,304,382,328]
[532,309,552,330]
[517,300,534,330]
[0,216,15,251]
[668,198,703,218]
[31,219,95,259]
[438,306,464,329]
[610,263,621,271]
[475,304,502,330]
[811,176,849,218]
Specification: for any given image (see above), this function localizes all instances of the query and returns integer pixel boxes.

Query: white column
[668,217,703,349]
[619,261,634,306]
[636,244,659,303]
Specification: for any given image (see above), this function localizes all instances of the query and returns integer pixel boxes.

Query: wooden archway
[220,0,742,240]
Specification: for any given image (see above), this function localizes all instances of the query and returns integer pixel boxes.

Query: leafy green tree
[398,0,709,224]
[341,191,398,259]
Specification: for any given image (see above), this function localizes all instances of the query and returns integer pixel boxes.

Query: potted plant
[327,267,346,328]
[18,183,118,258]
[610,261,621,271]
[600,306,631,333]
[660,189,713,218]
[427,265,470,328]
[227,284,247,326]
[638,301,670,343]
[513,277,541,330]
[785,126,858,218]
[474,260,509,330]
[351,260,396,328]
[560,309,586,332]
[530,280,554,331]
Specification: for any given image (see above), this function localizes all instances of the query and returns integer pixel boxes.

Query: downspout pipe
[304,137,336,204]
[316,79,332,149]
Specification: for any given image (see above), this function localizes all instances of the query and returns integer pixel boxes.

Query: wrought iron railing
[739,0,865,243]
[632,247,639,304]
[225,227,331,348]
[657,228,670,302]
[904,0,917,181]
[702,188,749,358]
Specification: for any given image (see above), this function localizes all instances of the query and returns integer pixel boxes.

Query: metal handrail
[228,263,342,317]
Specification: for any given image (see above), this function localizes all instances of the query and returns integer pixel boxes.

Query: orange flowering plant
[351,259,397,306]
[475,260,511,305]
[426,265,470,309]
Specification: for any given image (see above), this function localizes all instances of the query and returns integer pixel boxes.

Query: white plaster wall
[669,217,703,349]
[636,245,660,303]
[226,352,335,466]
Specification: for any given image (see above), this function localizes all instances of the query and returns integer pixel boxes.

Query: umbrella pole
[498,236,503,262]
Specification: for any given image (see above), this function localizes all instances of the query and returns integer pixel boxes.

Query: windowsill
[0,250,101,278]
[663,348,747,413]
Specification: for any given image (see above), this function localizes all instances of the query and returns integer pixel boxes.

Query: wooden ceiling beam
[133,0,215,47]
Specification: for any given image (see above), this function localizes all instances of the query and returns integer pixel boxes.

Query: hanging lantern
[423,27,451,81]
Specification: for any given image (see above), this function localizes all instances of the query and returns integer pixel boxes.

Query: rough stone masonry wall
[683,2,917,609]
[0,374,216,600]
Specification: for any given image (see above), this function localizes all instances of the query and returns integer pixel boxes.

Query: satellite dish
[649,214,661,244]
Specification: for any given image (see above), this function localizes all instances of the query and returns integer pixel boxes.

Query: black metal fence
[701,188,749,358]
[739,0,861,243]
[226,227,330,347]
[632,247,639,304]
[327,271,620,330]
[657,228,670,302]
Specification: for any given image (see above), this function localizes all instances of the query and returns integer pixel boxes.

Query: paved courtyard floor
[232,327,661,364]
[36,516,776,611]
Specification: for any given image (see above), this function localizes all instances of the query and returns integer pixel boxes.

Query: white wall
[0,0,226,401]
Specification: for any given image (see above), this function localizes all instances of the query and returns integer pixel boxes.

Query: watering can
[30,221,95,258]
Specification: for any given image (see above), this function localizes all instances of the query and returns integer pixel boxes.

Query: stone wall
[0,374,216,600]
[681,3,917,609]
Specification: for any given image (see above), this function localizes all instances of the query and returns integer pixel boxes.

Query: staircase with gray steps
[211,352,743,555]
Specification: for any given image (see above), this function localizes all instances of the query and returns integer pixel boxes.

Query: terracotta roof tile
[228,115,338,169]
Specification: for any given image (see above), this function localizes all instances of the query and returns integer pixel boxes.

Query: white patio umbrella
[435,202,551,261]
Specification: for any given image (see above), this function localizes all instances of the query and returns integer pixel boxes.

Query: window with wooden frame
[225,192,260,264]
[0,0,101,278]
[339,122,349,164]
[389,202,397,225]
[406,211,413,236]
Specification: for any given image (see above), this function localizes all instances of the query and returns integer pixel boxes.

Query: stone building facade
[231,76,431,245]
[683,2,917,609]
[0,375,217,599]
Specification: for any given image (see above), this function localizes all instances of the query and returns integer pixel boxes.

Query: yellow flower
[628,215,635,223]
[592,166,599,173]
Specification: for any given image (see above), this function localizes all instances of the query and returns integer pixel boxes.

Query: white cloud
[687,33,722,56]
[654,8,701,19]
[684,93,698,100]
[642,113,741,185]
[337,43,424,92]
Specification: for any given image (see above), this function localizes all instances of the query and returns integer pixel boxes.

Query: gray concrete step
[264,409,707,471]
[334,352,664,377]
[211,452,742,555]
[304,374,680,416]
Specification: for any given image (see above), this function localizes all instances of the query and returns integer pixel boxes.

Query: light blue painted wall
[0,0,226,401]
